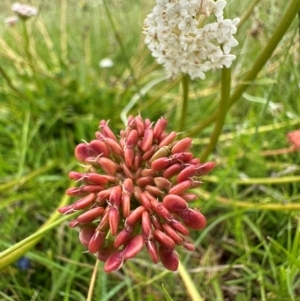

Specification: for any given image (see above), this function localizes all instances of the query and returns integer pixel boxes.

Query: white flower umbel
[143,0,239,79]
[12,3,38,20]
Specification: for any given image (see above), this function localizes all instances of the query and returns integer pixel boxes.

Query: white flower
[12,3,38,19]
[143,0,239,80]
[99,58,114,68]
[5,16,18,26]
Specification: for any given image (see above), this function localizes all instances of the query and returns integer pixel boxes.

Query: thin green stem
[200,67,231,161]
[102,0,143,105]
[0,192,74,270]
[178,260,204,301]
[22,20,32,64]
[178,74,190,133]
[187,0,300,137]
[87,260,100,301]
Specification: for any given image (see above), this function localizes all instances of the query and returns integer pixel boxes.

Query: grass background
[0,0,300,300]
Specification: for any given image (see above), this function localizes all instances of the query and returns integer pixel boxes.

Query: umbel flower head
[59,116,215,272]
[11,3,38,20]
[143,0,239,79]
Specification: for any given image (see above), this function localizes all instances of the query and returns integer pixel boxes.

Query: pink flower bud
[88,230,106,253]
[73,193,96,210]
[77,207,105,223]
[85,173,109,185]
[89,140,110,158]
[104,250,125,272]
[136,176,154,187]
[66,187,86,196]
[141,128,154,152]
[169,180,192,195]
[121,194,131,218]
[114,225,133,248]
[159,131,177,147]
[169,219,189,235]
[176,165,197,183]
[139,192,152,211]
[151,157,172,171]
[154,177,172,190]
[180,208,206,230]
[141,168,158,177]
[145,239,159,263]
[153,229,176,249]
[162,163,183,179]
[74,143,90,162]
[142,211,152,238]
[163,194,188,215]
[171,137,193,154]
[79,224,96,247]
[145,185,164,197]
[124,147,134,168]
[126,129,139,148]
[99,120,117,141]
[123,235,144,260]
[109,185,122,207]
[142,144,157,161]
[151,200,172,221]
[97,242,116,262]
[134,115,145,136]
[109,206,120,236]
[162,223,183,245]
[125,206,145,227]
[195,162,216,177]
[159,246,179,271]
[180,193,198,202]
[153,117,167,139]
[98,157,118,175]
[133,152,142,171]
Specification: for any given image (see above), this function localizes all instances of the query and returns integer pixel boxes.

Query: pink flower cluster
[58,116,215,272]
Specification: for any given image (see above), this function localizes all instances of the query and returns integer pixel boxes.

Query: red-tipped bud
[159,246,179,271]
[133,152,142,171]
[145,185,164,197]
[120,162,134,179]
[153,229,176,249]
[141,168,158,177]
[169,219,189,235]
[121,194,131,218]
[180,193,198,202]
[171,137,193,154]
[139,192,152,211]
[124,147,135,168]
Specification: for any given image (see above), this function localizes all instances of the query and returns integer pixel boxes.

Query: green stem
[178,260,204,301]
[187,0,300,137]
[22,20,32,66]
[102,0,143,106]
[0,193,74,271]
[178,74,190,133]
[200,67,231,161]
